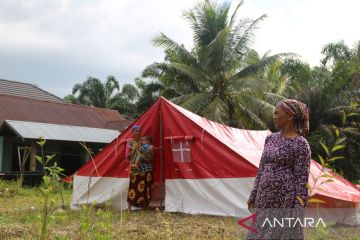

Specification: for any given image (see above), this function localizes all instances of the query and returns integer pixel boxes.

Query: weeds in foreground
[80,202,125,240]
[0,180,19,198]
[36,137,67,240]
[157,210,174,240]
[45,162,67,209]
[306,128,346,203]
[1,186,360,240]
[39,174,55,240]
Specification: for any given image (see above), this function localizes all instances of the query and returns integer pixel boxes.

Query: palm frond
[317,124,337,143]
[176,92,213,114]
[230,77,269,92]
[72,83,82,95]
[160,88,180,99]
[105,76,120,106]
[142,62,208,93]
[142,63,163,79]
[121,84,140,102]
[186,0,231,48]
[341,127,360,140]
[105,76,120,92]
[205,27,231,71]
[234,53,294,79]
[263,92,287,105]
[201,96,228,123]
[142,82,164,94]
[237,94,275,128]
[153,33,198,66]
[233,14,267,58]
[229,0,245,27]
[235,102,268,129]
[171,93,196,105]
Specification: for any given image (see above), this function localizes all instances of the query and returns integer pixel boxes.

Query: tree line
[64,0,360,182]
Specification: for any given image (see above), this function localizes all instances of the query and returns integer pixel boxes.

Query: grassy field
[1,180,360,240]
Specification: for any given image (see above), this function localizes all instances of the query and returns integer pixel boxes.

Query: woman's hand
[133,142,140,149]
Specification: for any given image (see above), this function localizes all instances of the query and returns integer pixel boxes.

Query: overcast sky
[0,0,359,98]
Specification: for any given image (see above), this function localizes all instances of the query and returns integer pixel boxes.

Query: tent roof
[163,98,270,168]
[76,97,360,203]
[163,98,360,201]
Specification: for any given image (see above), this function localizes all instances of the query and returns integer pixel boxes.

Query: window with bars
[171,140,191,162]
[164,136,194,163]
[171,140,192,163]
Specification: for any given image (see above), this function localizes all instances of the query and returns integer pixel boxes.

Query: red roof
[0,94,127,130]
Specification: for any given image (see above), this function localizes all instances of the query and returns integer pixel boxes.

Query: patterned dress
[247,132,311,239]
[126,140,154,208]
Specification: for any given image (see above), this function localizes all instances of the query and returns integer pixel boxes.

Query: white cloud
[247,0,360,65]
[0,0,359,98]
[0,22,67,50]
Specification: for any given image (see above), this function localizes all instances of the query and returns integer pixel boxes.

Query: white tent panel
[71,176,360,225]
[165,178,254,216]
[71,176,129,209]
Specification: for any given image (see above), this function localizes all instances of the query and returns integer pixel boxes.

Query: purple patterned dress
[247,132,311,239]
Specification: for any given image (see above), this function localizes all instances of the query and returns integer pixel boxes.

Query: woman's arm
[248,152,265,204]
[293,138,311,208]
[248,135,270,204]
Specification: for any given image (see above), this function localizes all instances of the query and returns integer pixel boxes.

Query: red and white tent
[71,97,360,223]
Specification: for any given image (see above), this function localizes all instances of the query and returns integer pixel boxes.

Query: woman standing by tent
[126,126,154,211]
[247,99,311,239]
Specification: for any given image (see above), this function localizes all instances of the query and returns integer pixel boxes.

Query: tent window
[171,140,191,162]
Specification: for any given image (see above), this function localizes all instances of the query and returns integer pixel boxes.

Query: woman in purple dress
[247,99,311,239]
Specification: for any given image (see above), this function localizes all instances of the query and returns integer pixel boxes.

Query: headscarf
[126,125,142,161]
[277,99,309,135]
[131,125,141,132]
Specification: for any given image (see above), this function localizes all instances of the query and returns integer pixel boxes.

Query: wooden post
[159,109,164,209]
[17,146,31,187]
[30,141,37,171]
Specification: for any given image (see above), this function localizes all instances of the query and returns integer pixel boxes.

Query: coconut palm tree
[133,78,164,116]
[106,78,165,119]
[106,83,138,118]
[142,0,289,128]
[275,41,360,181]
[244,40,360,181]
[71,76,119,108]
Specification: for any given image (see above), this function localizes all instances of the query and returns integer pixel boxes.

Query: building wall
[0,135,108,175]
[0,136,3,171]
[1,136,23,171]
[2,142,12,171]
[0,136,39,172]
